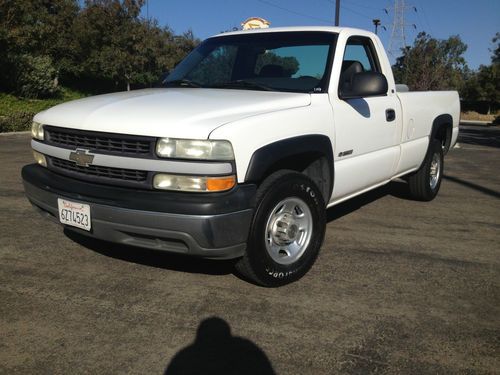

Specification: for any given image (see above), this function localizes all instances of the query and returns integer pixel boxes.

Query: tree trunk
[127,81,130,91]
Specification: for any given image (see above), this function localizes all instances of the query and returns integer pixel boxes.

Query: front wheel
[236,170,326,287]
[407,139,444,201]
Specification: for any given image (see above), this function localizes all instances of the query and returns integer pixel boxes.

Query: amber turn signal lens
[153,173,236,192]
[206,176,236,192]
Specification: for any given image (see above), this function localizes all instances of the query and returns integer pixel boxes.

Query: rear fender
[431,114,453,154]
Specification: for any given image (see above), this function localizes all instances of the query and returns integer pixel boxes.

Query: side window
[342,37,380,73]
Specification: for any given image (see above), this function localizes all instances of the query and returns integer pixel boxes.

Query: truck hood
[35,88,311,139]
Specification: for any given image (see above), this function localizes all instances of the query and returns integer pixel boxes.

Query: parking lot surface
[1,126,499,374]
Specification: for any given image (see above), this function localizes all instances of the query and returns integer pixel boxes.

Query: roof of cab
[210,26,369,38]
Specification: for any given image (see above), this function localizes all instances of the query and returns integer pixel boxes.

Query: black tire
[408,139,444,201]
[235,170,326,287]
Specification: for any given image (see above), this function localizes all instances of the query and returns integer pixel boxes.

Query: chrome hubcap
[265,197,313,265]
[429,153,441,190]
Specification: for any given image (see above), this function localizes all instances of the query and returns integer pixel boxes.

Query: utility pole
[373,19,381,34]
[335,0,340,26]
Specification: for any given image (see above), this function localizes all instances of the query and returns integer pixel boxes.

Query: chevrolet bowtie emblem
[69,149,95,167]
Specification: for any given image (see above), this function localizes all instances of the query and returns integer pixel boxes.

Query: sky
[142,0,500,70]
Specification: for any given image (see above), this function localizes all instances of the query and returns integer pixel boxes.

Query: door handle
[386,109,396,122]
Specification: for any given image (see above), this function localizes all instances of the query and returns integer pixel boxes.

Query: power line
[341,4,373,19]
[343,0,386,11]
[319,0,384,21]
[257,0,386,28]
[312,0,341,24]
[414,0,433,34]
[256,0,332,24]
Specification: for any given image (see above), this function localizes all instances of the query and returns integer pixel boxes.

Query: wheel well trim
[244,134,334,200]
[431,114,453,154]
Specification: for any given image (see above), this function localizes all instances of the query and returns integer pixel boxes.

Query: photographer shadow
[165,317,275,375]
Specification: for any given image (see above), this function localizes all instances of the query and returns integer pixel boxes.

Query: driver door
[330,36,402,202]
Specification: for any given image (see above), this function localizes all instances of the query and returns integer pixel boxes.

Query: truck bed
[394,91,460,176]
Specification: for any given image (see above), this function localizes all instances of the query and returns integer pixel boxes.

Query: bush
[0,111,34,132]
[16,55,59,99]
[0,89,86,133]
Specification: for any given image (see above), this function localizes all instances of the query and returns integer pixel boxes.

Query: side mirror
[339,71,388,100]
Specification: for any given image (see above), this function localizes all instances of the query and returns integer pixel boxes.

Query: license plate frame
[57,198,91,232]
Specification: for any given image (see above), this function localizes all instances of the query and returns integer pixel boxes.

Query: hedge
[0,89,85,133]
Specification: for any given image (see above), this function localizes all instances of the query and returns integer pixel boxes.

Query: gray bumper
[24,179,253,260]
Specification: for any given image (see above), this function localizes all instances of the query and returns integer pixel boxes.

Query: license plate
[57,198,91,231]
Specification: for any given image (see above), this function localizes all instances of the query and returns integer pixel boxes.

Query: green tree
[0,0,199,95]
[462,33,500,114]
[17,55,59,98]
[0,0,78,97]
[476,65,499,114]
[392,32,468,91]
[491,32,500,64]
[72,0,199,92]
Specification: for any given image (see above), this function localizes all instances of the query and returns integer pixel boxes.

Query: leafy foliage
[74,0,167,91]
[0,0,79,96]
[393,32,498,115]
[462,34,500,114]
[392,32,468,91]
[492,32,500,65]
[0,88,85,132]
[16,55,59,98]
[0,0,199,97]
[464,65,499,113]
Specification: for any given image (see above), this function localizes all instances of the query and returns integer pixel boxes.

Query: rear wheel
[408,139,444,201]
[236,170,326,287]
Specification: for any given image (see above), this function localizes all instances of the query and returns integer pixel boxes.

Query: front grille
[49,156,148,183]
[45,126,154,156]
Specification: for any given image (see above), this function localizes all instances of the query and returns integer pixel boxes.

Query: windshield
[165,31,337,93]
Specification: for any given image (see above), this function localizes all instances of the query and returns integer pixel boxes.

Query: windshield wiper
[212,80,273,91]
[164,79,201,88]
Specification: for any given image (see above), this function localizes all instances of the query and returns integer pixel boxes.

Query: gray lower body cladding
[22,164,254,259]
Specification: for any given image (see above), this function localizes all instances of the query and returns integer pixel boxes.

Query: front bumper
[22,164,256,259]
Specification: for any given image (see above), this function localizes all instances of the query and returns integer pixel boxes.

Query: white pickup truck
[23,26,460,286]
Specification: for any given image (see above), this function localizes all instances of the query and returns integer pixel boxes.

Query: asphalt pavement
[1,126,499,374]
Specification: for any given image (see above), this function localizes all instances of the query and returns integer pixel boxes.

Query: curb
[460,120,493,127]
[0,131,30,136]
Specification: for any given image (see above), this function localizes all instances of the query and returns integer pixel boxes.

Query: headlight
[31,121,44,140]
[153,173,236,192]
[156,138,234,160]
[32,150,47,167]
